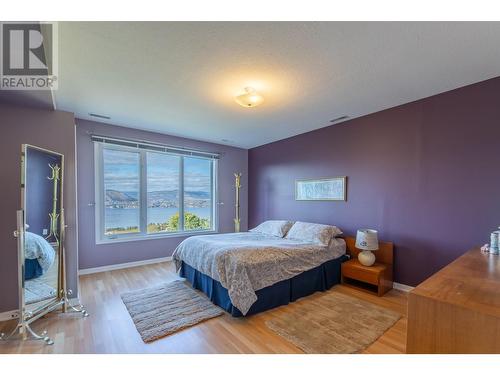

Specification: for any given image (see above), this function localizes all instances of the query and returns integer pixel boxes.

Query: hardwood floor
[0,261,408,354]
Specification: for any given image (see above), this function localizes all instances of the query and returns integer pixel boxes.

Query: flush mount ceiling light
[235,87,264,108]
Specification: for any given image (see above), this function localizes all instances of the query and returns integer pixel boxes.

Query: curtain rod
[89,133,222,159]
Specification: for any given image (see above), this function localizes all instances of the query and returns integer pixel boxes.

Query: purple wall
[0,103,78,313]
[76,119,248,270]
[249,76,500,286]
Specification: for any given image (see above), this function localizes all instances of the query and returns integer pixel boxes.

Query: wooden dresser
[406,247,500,353]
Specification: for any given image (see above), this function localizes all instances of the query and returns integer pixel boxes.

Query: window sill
[96,229,219,245]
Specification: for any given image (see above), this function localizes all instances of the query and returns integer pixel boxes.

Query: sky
[103,148,212,193]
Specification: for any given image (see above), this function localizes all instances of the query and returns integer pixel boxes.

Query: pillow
[249,220,295,238]
[285,221,343,245]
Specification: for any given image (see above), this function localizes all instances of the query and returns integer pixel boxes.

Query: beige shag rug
[121,280,224,342]
[265,291,401,353]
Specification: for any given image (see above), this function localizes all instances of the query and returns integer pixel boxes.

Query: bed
[24,231,56,280]
[173,221,348,317]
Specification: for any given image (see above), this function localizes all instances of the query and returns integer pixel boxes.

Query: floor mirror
[0,144,88,345]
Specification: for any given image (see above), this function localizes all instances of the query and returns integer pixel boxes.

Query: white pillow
[285,221,342,245]
[249,220,295,238]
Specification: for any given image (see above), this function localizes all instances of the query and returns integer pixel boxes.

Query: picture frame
[295,176,347,201]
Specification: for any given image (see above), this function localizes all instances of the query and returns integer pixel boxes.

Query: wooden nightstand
[342,237,394,296]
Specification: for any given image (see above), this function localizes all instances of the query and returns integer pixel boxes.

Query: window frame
[94,142,218,244]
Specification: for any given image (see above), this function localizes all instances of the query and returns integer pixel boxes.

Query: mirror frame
[21,144,65,319]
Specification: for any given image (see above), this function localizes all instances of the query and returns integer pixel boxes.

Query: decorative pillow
[249,220,295,238]
[285,221,343,245]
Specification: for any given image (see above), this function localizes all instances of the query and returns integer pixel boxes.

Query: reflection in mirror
[23,146,62,312]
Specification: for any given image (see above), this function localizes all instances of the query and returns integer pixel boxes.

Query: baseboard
[0,298,82,322]
[393,282,414,292]
[0,309,20,322]
[78,256,173,275]
[68,297,81,305]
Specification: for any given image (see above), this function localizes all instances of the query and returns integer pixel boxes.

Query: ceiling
[54,22,500,149]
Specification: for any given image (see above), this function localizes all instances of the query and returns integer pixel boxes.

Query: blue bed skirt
[25,258,43,280]
[180,254,349,317]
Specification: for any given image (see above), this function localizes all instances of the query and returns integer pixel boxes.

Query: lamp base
[358,250,376,266]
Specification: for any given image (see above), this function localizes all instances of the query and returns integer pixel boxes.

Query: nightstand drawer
[342,264,380,285]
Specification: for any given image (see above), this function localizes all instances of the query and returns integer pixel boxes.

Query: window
[95,140,217,243]
[103,148,141,236]
[146,152,180,234]
[183,157,213,231]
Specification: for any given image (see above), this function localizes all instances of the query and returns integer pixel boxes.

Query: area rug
[25,279,57,304]
[265,291,401,353]
[121,279,224,342]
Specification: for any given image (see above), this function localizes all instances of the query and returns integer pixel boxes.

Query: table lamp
[355,229,379,266]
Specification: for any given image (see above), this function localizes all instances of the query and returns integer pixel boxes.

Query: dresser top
[411,247,500,317]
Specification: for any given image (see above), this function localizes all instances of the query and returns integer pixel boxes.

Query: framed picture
[295,176,347,201]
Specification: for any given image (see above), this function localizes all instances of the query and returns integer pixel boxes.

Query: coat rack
[234,173,242,232]
[45,163,60,245]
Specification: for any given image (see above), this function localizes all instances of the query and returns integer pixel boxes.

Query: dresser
[406,247,500,353]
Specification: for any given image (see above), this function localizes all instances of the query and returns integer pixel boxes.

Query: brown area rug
[121,280,224,342]
[265,290,401,353]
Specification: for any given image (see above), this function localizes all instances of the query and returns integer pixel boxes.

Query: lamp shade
[355,229,379,251]
[235,87,264,108]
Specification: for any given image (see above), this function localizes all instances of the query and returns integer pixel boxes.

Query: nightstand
[341,259,393,296]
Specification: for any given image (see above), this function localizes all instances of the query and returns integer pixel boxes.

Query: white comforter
[25,231,56,272]
[173,232,345,315]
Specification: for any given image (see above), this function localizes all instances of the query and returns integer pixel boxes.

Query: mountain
[106,190,210,202]
[147,190,209,200]
[147,190,178,201]
[105,190,137,202]
[185,191,210,200]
